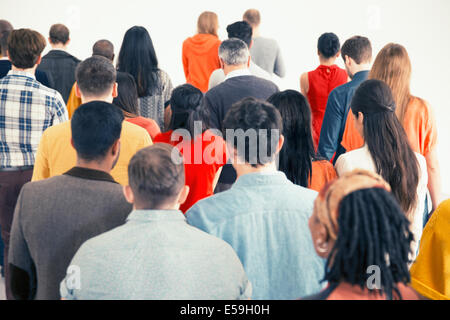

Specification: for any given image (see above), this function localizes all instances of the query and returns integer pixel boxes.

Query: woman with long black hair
[335,79,428,259]
[117,26,173,129]
[267,90,336,192]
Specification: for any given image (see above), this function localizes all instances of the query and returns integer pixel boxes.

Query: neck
[11,64,36,75]
[234,161,278,179]
[252,26,260,38]
[319,56,337,66]
[133,202,180,211]
[51,43,67,50]
[76,158,112,174]
[81,95,114,104]
[223,64,248,76]
[350,63,371,78]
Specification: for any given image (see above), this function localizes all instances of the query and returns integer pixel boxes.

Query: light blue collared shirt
[186,171,326,300]
[60,209,252,300]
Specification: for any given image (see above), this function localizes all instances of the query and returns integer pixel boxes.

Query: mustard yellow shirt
[66,83,82,119]
[32,120,152,185]
[410,199,450,300]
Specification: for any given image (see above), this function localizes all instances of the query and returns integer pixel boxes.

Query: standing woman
[117,26,173,129]
[267,90,336,192]
[335,80,428,259]
[182,11,221,93]
[341,43,441,212]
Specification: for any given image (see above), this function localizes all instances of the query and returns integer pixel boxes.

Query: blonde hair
[197,11,218,36]
[369,43,412,123]
[243,9,261,28]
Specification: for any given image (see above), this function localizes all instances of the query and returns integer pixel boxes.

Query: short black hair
[49,24,70,45]
[92,39,114,61]
[128,144,185,209]
[75,56,116,97]
[223,97,282,168]
[71,101,124,161]
[226,21,253,48]
[341,36,372,64]
[318,32,341,59]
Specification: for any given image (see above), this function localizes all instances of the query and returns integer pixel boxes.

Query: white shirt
[208,62,272,90]
[335,145,428,262]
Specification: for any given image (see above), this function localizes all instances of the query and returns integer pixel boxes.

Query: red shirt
[125,116,161,141]
[307,65,348,147]
[154,130,228,212]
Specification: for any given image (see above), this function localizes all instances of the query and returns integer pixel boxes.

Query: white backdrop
[3,0,450,195]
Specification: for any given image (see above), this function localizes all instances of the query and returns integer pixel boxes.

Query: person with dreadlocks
[335,79,428,259]
[305,169,424,300]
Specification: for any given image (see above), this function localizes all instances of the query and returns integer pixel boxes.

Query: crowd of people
[0,8,448,300]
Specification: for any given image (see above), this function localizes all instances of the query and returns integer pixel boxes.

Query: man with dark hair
[32,55,152,186]
[9,102,132,300]
[187,98,324,300]
[66,39,115,118]
[37,23,80,103]
[318,35,372,162]
[0,29,68,299]
[203,38,278,192]
[300,32,348,146]
[60,144,251,300]
[243,9,285,78]
[208,21,271,89]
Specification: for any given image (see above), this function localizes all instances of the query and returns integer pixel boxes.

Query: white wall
[3,0,450,195]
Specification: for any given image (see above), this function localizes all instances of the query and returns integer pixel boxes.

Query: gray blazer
[8,167,132,300]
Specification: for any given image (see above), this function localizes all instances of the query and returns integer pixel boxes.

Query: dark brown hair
[49,23,70,45]
[7,29,46,68]
[0,20,13,57]
[341,36,372,65]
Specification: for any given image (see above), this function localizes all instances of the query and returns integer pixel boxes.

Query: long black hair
[117,26,160,97]
[325,187,414,300]
[267,90,318,187]
[350,79,419,215]
[113,72,140,118]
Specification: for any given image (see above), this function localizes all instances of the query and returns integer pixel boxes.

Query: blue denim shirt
[60,210,251,300]
[318,70,369,162]
[186,171,325,300]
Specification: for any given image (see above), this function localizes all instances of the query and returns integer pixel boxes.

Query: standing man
[0,28,68,299]
[37,23,80,103]
[318,36,372,163]
[243,9,286,78]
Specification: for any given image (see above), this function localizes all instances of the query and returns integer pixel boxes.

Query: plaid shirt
[0,70,68,167]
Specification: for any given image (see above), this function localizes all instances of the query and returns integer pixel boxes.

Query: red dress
[125,116,161,141]
[154,130,228,213]
[307,65,347,147]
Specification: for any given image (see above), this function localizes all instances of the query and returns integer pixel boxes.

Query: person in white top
[335,80,428,261]
[208,21,271,90]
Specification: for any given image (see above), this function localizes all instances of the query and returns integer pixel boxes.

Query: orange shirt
[125,116,161,141]
[309,160,337,192]
[341,97,438,157]
[182,34,221,93]
[154,129,227,213]
[66,83,82,119]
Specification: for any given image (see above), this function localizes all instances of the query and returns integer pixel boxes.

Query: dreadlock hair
[324,187,414,300]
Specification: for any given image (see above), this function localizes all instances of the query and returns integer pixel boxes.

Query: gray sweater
[250,37,286,78]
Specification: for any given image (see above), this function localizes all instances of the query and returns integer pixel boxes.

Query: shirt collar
[126,209,186,223]
[7,69,36,80]
[233,171,288,188]
[64,166,117,184]
[224,68,251,81]
[352,70,369,82]
[0,57,9,61]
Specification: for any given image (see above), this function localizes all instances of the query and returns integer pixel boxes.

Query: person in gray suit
[8,101,132,300]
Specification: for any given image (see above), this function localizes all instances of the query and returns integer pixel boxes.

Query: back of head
[92,39,115,61]
[341,36,372,64]
[0,20,13,57]
[218,38,249,66]
[369,43,411,123]
[223,97,282,168]
[113,72,140,117]
[243,9,261,28]
[267,90,315,187]
[226,21,253,48]
[49,23,70,45]
[128,144,185,209]
[7,29,46,69]
[168,84,203,134]
[318,32,340,59]
[71,101,124,162]
[350,79,419,214]
[75,55,117,98]
[117,26,159,97]
[197,11,218,36]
